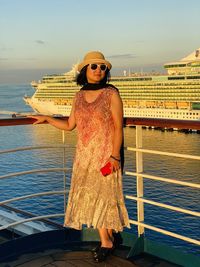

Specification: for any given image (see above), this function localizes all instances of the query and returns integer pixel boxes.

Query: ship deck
[3,248,180,267]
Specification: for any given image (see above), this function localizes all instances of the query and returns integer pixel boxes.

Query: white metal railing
[0,125,200,250]
[0,131,71,231]
[0,214,64,231]
[0,168,68,180]
[125,172,200,188]
[125,125,200,246]
[0,191,68,206]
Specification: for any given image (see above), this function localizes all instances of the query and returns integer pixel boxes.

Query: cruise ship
[24,48,200,121]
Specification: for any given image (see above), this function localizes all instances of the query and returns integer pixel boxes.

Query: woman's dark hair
[76,65,111,86]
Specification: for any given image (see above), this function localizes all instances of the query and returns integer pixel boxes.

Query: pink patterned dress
[64,87,130,232]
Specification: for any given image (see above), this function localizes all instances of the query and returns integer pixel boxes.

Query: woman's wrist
[45,116,52,122]
[110,155,120,162]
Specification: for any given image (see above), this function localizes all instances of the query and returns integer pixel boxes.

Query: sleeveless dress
[64,87,130,232]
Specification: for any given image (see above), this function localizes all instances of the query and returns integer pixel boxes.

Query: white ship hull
[24,97,200,121]
[24,97,72,116]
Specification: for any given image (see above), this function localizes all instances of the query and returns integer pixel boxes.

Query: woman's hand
[109,155,121,173]
[27,115,48,125]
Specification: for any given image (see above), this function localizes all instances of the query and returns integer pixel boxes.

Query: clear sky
[0,0,200,84]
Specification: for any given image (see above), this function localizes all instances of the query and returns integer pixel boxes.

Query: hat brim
[78,59,112,72]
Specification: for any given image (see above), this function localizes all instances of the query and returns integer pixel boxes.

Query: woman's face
[86,63,107,84]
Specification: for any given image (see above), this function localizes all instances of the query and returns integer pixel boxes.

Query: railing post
[62,130,67,213]
[136,125,144,236]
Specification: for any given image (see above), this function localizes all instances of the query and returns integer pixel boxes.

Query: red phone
[100,162,112,176]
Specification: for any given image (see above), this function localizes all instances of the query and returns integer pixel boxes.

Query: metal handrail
[0,117,200,130]
[129,219,200,246]
[0,190,68,206]
[125,125,200,247]
[126,147,200,160]
[0,145,70,155]
[0,214,64,231]
[126,195,200,217]
[0,168,69,180]
[125,171,200,188]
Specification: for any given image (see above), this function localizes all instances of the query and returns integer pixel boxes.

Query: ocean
[0,84,199,256]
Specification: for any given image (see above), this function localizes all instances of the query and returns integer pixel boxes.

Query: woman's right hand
[27,115,48,125]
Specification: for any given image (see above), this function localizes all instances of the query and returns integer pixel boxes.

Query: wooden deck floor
[2,249,180,267]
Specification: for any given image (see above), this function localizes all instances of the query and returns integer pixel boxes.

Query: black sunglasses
[89,63,107,71]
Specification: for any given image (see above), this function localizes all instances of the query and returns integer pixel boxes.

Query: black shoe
[93,246,114,262]
[112,233,123,248]
[91,242,101,254]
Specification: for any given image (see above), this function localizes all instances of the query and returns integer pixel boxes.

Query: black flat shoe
[112,233,123,248]
[93,246,114,262]
[91,242,101,254]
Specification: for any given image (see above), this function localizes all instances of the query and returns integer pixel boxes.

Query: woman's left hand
[109,156,121,172]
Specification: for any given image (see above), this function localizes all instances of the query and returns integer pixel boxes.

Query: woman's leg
[107,228,113,242]
[93,228,114,262]
[98,228,113,248]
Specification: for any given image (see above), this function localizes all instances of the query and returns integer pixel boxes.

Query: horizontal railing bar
[0,190,68,206]
[1,204,63,229]
[124,118,200,130]
[125,195,200,217]
[0,168,70,180]
[0,117,66,127]
[1,117,200,130]
[125,171,200,188]
[126,147,200,160]
[0,213,64,231]
[129,219,200,246]
[0,145,70,155]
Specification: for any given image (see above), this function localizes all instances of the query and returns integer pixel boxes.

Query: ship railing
[0,117,200,248]
[0,143,70,233]
[125,125,200,247]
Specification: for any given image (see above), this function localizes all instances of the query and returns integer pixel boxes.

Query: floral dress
[64,87,130,232]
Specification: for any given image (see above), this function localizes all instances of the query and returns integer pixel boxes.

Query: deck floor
[2,249,180,267]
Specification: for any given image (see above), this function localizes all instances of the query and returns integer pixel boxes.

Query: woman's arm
[110,91,123,171]
[28,97,76,131]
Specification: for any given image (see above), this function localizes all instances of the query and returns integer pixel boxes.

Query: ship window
[168,76,185,80]
[187,76,200,79]
[164,64,186,68]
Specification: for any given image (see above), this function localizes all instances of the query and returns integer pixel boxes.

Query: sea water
[0,84,199,256]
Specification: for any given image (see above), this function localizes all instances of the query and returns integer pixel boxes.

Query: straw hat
[78,51,112,72]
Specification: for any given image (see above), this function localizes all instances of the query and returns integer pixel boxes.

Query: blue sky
[0,0,200,83]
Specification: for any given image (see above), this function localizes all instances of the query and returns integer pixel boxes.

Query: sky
[0,0,200,84]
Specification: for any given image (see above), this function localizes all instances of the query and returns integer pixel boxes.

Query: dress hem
[63,222,131,233]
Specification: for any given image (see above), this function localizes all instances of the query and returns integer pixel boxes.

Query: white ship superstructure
[24,49,200,121]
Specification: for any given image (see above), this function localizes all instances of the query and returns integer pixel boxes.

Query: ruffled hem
[63,220,130,233]
[64,192,130,232]
[64,167,130,233]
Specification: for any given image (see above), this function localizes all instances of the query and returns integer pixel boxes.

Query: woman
[30,51,130,262]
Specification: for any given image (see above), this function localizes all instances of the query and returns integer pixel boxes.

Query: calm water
[0,84,199,256]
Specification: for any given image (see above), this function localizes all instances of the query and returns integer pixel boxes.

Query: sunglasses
[89,63,107,71]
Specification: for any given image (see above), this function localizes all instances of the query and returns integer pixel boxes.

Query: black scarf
[81,83,118,91]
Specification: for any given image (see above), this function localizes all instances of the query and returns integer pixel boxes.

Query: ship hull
[24,97,200,121]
